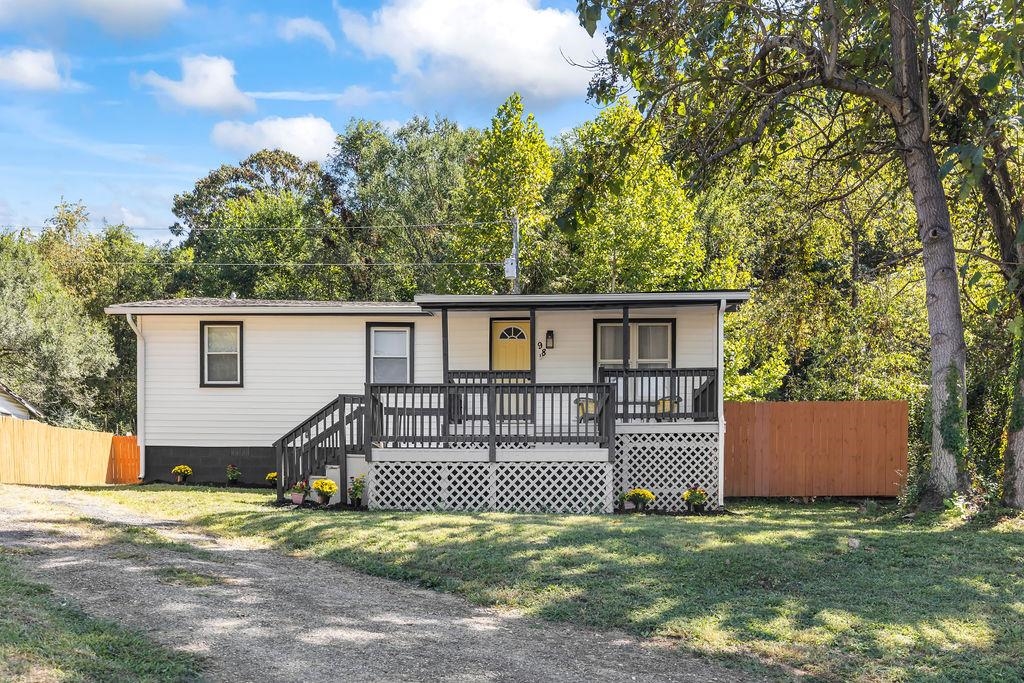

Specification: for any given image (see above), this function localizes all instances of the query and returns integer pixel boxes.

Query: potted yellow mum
[312,478,338,506]
[171,464,192,484]
[623,487,656,512]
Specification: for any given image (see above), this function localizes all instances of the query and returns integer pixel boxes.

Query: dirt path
[0,486,761,682]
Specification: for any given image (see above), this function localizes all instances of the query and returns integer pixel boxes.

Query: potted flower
[226,463,242,486]
[623,487,656,512]
[289,480,309,505]
[312,478,338,506]
[171,464,192,485]
[265,472,278,488]
[682,485,710,512]
[348,474,365,507]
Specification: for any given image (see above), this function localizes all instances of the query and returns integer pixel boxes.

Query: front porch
[275,373,723,513]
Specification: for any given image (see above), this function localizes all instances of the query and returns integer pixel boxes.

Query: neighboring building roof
[415,291,750,310]
[104,298,426,316]
[104,291,751,316]
[0,381,44,420]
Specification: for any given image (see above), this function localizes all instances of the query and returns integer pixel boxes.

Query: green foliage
[555,100,704,292]
[456,93,556,292]
[0,233,115,425]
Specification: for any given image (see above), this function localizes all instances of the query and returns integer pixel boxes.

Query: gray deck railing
[366,382,616,460]
[597,367,718,422]
[274,393,365,500]
[447,370,532,384]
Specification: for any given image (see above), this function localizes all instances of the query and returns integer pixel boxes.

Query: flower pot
[290,492,306,505]
[176,475,187,485]
[686,502,707,513]
[227,479,239,487]
[317,493,331,506]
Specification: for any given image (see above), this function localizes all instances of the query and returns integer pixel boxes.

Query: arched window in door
[498,326,527,340]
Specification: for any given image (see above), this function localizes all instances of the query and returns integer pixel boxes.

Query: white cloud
[0,48,79,91]
[338,0,603,104]
[279,16,336,52]
[140,55,254,113]
[211,116,337,162]
[246,84,396,108]
[0,0,185,36]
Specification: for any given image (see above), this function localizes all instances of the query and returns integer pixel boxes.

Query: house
[0,381,43,421]
[105,290,748,513]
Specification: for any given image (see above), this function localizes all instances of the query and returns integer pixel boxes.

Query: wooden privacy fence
[0,417,139,486]
[724,401,908,497]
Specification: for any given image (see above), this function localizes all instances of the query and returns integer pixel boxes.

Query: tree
[579,0,978,507]
[926,3,1023,504]
[457,93,556,293]
[328,117,480,298]
[0,234,115,425]
[556,100,706,292]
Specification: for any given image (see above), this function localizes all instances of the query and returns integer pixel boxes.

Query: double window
[368,324,413,383]
[596,321,673,369]
[200,322,242,387]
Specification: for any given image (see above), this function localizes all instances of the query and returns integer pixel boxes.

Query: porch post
[441,307,449,383]
[529,307,536,380]
[364,382,373,462]
[622,305,630,417]
[716,300,726,507]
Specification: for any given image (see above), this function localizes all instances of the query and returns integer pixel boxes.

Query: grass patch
[0,554,201,682]
[154,566,225,587]
[82,485,1024,681]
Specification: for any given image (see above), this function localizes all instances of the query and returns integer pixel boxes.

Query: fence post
[274,439,284,502]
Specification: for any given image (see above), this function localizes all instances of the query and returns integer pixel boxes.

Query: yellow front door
[490,320,531,371]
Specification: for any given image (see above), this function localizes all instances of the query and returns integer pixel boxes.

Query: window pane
[207,326,238,353]
[638,325,670,360]
[207,353,239,383]
[373,329,407,357]
[598,325,623,361]
[373,357,408,383]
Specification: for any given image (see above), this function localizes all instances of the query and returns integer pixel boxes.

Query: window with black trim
[596,322,672,369]
[201,322,242,386]
[369,325,411,382]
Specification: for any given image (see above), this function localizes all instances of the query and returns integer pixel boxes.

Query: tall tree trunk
[1005,335,1024,507]
[889,0,970,508]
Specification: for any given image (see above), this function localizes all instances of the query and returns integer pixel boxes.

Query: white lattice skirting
[614,424,721,511]
[366,460,613,514]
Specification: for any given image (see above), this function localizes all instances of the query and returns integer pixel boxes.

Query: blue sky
[0,0,605,235]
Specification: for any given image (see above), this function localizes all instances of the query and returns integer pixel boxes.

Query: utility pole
[509,210,521,294]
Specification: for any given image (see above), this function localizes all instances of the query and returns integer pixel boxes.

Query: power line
[79,261,503,268]
[1,219,510,234]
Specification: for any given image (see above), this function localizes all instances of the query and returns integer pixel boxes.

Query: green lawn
[0,549,201,682]
[81,485,1024,682]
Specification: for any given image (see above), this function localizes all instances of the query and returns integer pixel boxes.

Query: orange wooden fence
[724,401,908,497]
[0,417,139,486]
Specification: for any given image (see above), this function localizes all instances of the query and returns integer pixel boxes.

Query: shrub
[171,464,192,477]
[624,487,656,509]
[348,474,366,504]
[265,471,278,484]
[682,486,709,506]
[225,463,241,482]
[290,480,308,494]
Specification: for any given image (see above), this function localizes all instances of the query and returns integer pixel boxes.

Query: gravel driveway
[0,485,761,682]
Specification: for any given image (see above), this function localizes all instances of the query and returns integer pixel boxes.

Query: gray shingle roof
[104,297,424,315]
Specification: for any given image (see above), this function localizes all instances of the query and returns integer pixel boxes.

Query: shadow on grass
[78,485,1024,681]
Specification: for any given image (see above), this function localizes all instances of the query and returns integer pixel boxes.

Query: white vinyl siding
[138,305,718,448]
[142,315,440,447]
